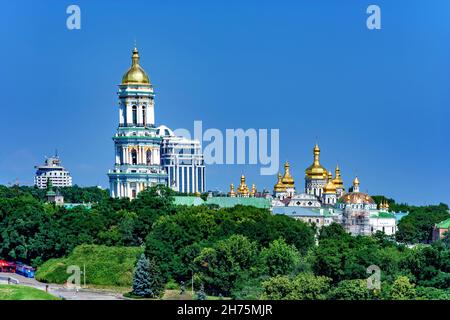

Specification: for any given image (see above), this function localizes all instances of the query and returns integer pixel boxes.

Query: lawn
[36,244,143,290]
[0,284,59,300]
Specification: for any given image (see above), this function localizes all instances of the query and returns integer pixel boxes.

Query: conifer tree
[132,254,164,298]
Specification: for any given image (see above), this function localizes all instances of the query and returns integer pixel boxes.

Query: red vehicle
[0,260,16,273]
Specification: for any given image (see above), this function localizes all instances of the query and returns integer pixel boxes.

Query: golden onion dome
[332,165,344,188]
[305,143,328,180]
[353,176,360,186]
[228,183,236,197]
[274,173,287,192]
[323,179,337,194]
[281,161,295,188]
[250,184,257,197]
[122,47,150,85]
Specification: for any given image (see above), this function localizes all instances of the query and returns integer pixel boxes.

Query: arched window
[131,149,137,165]
[142,106,146,126]
[132,105,137,125]
[146,149,152,166]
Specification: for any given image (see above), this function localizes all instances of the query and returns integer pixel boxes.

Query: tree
[194,235,259,296]
[260,238,301,277]
[389,276,416,300]
[261,273,332,300]
[132,253,164,298]
[396,204,449,243]
[329,279,373,300]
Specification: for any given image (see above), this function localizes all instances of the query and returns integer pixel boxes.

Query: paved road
[0,272,125,300]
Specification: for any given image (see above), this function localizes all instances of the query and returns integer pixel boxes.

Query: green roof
[173,196,205,206]
[370,212,396,219]
[206,197,271,209]
[172,196,271,209]
[436,217,450,229]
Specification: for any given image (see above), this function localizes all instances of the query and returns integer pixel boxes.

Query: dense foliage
[1,185,449,299]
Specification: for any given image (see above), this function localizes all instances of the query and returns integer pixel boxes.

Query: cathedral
[271,144,396,236]
[272,144,344,206]
[107,47,205,198]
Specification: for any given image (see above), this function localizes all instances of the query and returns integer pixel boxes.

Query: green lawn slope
[0,284,59,300]
[35,244,143,289]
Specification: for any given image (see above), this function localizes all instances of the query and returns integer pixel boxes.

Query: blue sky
[0,0,449,205]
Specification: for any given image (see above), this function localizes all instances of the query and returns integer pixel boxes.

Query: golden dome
[338,192,375,205]
[332,165,344,189]
[323,179,337,194]
[237,175,249,195]
[250,184,257,197]
[281,161,295,188]
[305,144,328,180]
[273,173,287,193]
[353,176,360,186]
[228,183,236,197]
[121,47,150,85]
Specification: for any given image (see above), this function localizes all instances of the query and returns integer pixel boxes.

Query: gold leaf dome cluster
[121,47,151,85]
[305,144,328,180]
[229,175,257,197]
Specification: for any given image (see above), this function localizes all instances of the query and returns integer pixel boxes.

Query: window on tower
[142,106,146,126]
[131,149,137,165]
[132,105,137,125]
[146,149,152,166]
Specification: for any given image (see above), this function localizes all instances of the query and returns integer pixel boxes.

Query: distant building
[46,180,65,206]
[35,154,72,189]
[432,218,450,241]
[158,125,205,194]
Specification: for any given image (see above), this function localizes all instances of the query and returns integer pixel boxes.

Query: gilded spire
[281,161,295,188]
[273,173,286,193]
[229,183,236,197]
[353,176,360,192]
[332,164,344,189]
[250,183,257,197]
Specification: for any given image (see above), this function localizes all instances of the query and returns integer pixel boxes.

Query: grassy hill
[0,285,59,300]
[36,244,143,289]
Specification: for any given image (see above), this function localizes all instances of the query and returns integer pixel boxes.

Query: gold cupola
[332,165,344,189]
[305,143,328,180]
[323,172,337,194]
[250,184,257,197]
[122,47,151,85]
[352,176,360,192]
[273,173,287,193]
[281,161,295,188]
[237,175,249,196]
[229,183,236,197]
